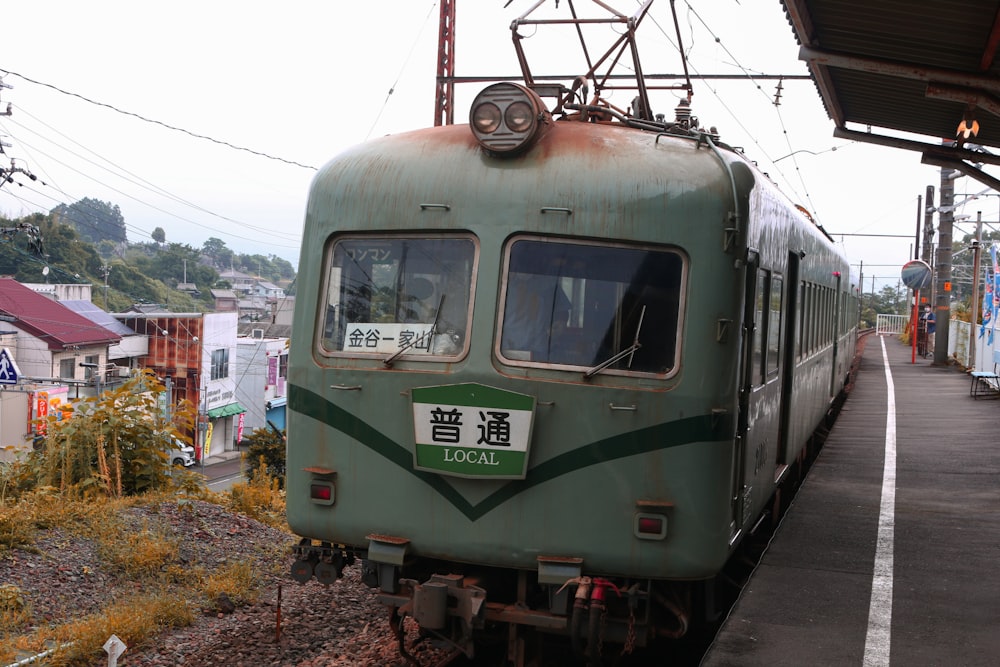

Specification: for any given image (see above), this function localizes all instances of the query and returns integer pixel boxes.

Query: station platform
[702,333,1000,666]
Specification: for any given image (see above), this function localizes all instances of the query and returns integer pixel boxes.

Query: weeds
[0,459,292,666]
[200,560,260,606]
[0,503,35,551]
[227,456,286,528]
[0,584,31,632]
[94,518,179,577]
[16,591,194,667]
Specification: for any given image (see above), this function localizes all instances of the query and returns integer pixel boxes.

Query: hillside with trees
[0,198,295,313]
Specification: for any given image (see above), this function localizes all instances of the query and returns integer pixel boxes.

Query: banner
[204,422,214,459]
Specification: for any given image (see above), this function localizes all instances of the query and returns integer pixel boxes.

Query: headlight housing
[470,83,551,155]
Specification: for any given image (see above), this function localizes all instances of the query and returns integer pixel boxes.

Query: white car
[168,439,196,467]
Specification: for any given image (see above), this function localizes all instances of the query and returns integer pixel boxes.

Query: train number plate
[411,383,535,479]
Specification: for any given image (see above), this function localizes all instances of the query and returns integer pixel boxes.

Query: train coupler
[404,573,486,633]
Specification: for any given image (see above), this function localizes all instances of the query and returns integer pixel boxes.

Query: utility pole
[101,263,111,309]
[922,185,935,265]
[969,212,983,369]
[933,163,955,366]
[918,185,935,331]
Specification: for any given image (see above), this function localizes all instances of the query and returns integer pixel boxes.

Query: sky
[2,1,993,293]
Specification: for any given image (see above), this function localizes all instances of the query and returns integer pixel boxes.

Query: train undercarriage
[291,539,738,667]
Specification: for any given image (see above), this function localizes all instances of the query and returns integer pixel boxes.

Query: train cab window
[319,236,476,360]
[497,237,685,377]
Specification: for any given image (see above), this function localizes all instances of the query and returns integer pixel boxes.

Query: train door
[734,256,784,535]
[829,272,843,397]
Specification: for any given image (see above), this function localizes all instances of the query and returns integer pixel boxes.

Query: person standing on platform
[921,305,936,358]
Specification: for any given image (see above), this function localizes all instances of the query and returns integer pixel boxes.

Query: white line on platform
[863,336,897,666]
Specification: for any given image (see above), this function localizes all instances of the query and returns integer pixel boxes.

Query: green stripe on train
[289,384,730,521]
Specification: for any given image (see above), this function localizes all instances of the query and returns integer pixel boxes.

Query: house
[218,269,255,295]
[234,334,289,436]
[253,280,285,300]
[0,278,121,461]
[238,295,270,323]
[60,300,149,382]
[22,282,95,302]
[210,288,239,313]
[273,295,295,327]
[116,310,245,461]
[0,278,120,388]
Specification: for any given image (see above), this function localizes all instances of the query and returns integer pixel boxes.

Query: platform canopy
[783,0,1000,188]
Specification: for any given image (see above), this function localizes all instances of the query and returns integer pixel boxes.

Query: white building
[234,335,289,437]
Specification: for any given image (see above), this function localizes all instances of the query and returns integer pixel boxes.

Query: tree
[242,426,286,488]
[97,239,119,261]
[152,227,166,245]
[202,237,226,263]
[0,213,103,284]
[270,255,295,281]
[51,198,127,247]
[32,370,197,498]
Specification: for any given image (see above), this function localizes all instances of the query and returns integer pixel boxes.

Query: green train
[285,80,857,664]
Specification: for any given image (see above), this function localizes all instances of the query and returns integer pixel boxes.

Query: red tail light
[634,513,667,540]
[309,482,335,505]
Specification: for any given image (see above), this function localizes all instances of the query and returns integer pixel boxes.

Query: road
[199,455,246,492]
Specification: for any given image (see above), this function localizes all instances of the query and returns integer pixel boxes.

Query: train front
[286,83,747,659]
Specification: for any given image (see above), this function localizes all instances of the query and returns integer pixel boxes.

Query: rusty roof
[782,0,1000,184]
[0,278,120,350]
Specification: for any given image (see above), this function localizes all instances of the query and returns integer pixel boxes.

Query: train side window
[767,274,782,375]
[319,235,477,360]
[497,237,685,377]
[751,269,767,386]
[797,281,805,360]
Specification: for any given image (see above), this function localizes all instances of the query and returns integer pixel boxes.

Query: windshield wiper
[584,305,646,379]
[384,294,445,367]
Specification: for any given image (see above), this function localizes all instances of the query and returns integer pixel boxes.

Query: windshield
[320,236,476,359]
[498,237,684,376]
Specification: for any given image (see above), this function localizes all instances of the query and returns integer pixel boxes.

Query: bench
[970,348,1000,399]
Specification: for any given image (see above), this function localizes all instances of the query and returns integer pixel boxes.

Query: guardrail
[875,314,908,335]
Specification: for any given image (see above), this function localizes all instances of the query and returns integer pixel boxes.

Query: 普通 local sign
[412,383,535,479]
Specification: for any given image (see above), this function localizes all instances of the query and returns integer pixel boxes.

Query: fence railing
[875,313,909,335]
[876,316,997,373]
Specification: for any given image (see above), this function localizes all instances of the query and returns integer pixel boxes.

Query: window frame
[495,235,687,380]
[316,233,480,363]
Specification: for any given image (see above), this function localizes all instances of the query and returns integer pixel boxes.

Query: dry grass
[0,584,31,633]
[226,458,287,528]
[9,591,194,667]
[200,560,261,606]
[0,467,291,666]
[94,518,180,577]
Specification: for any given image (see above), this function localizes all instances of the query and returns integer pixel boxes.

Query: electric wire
[4,108,301,243]
[365,1,441,141]
[0,68,318,171]
[1,118,301,248]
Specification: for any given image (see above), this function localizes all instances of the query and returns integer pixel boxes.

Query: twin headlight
[470,82,552,155]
